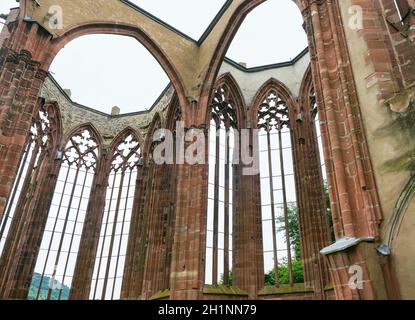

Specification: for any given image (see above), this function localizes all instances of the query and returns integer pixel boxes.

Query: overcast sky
[0,0,307,114]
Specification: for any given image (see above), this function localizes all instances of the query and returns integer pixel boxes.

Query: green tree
[324,182,335,242]
[276,205,301,260]
[264,259,304,286]
[219,270,233,286]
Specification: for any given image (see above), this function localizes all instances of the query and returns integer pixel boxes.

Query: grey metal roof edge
[120,0,197,43]
[223,47,309,73]
[197,0,233,45]
[121,0,234,45]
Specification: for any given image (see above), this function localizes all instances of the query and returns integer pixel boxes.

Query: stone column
[141,163,177,299]
[232,132,264,299]
[70,152,109,300]
[0,18,52,224]
[296,0,385,299]
[121,164,154,299]
[0,49,49,222]
[169,128,208,300]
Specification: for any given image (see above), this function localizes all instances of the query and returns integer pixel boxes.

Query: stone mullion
[70,153,109,300]
[170,129,208,300]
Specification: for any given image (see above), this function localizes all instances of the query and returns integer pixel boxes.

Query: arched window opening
[90,134,142,300]
[50,35,170,114]
[258,90,298,287]
[0,106,52,256]
[226,0,307,67]
[206,85,237,286]
[30,128,99,300]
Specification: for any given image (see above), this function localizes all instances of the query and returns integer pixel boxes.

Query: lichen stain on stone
[381,88,415,173]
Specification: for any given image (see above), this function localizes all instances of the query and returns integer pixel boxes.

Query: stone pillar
[169,129,208,300]
[121,164,154,299]
[141,163,177,299]
[320,238,387,300]
[0,49,48,222]
[293,93,331,297]
[232,134,264,299]
[0,18,52,223]
[70,152,109,300]
[297,0,385,299]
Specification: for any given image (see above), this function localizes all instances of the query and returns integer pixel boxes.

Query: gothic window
[205,84,237,286]
[0,106,52,256]
[258,89,297,287]
[90,133,141,300]
[31,128,99,300]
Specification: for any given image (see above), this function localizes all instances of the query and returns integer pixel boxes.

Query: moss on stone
[381,91,415,173]
[203,285,248,296]
[149,289,171,300]
[258,283,313,296]
[324,283,334,291]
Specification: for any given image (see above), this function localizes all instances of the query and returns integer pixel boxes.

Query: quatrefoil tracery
[111,134,141,171]
[64,129,98,170]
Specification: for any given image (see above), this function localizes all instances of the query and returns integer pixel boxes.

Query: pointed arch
[204,73,246,286]
[90,125,143,300]
[199,0,265,122]
[0,98,63,259]
[251,77,300,287]
[108,127,143,157]
[42,101,63,154]
[43,22,188,111]
[143,112,163,161]
[206,72,246,129]
[30,121,102,300]
[63,122,103,159]
[299,65,313,106]
[250,78,298,129]
[298,64,317,121]
[165,94,182,131]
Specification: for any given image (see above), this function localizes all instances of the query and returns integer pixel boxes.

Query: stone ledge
[203,285,248,296]
[258,283,313,296]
